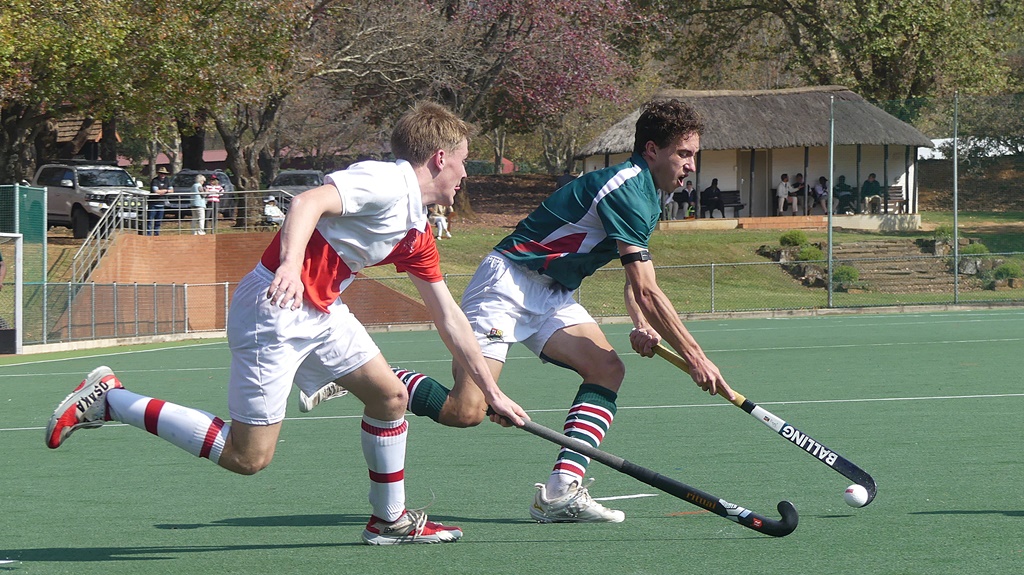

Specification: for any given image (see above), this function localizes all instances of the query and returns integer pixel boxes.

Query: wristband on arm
[619,250,652,266]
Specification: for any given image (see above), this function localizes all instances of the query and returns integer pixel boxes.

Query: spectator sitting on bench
[811,176,829,214]
[861,173,882,214]
[776,173,793,216]
[701,178,725,218]
[834,175,855,214]
[674,179,696,218]
[263,195,285,226]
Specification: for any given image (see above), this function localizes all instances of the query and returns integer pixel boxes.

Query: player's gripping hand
[629,327,661,357]
[485,392,530,428]
[267,266,304,310]
[688,356,735,401]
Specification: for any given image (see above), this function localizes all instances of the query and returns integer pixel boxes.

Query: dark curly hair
[632,99,705,156]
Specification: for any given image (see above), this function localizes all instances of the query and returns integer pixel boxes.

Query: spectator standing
[204,175,224,232]
[190,174,207,235]
[147,167,172,235]
[776,173,793,216]
[701,178,724,218]
[263,196,285,226]
[555,168,576,190]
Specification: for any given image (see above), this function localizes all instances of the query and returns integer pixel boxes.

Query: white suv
[32,163,144,238]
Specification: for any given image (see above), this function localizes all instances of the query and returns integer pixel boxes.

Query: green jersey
[494,154,660,290]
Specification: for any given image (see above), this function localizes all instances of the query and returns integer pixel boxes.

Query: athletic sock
[546,383,618,497]
[391,367,450,423]
[105,388,229,464]
[361,415,407,522]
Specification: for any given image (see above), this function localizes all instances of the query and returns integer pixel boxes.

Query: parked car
[32,162,145,238]
[166,169,237,218]
[269,169,324,196]
[268,169,323,210]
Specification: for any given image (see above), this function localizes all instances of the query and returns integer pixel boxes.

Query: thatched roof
[578,86,933,157]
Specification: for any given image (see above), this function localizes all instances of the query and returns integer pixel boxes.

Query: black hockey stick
[488,408,798,537]
[653,343,877,506]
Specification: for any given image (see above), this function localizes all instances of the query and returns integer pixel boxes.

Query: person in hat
[147,167,172,235]
[263,195,285,226]
[203,174,224,232]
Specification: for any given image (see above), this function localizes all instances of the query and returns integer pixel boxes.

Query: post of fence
[224,282,229,330]
[184,283,190,334]
[90,283,96,340]
[113,282,118,338]
[171,283,177,334]
[134,283,139,336]
[66,282,72,341]
[710,262,716,313]
[153,283,158,335]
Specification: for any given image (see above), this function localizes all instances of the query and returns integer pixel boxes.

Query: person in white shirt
[44,101,527,546]
[776,173,793,216]
[263,196,285,225]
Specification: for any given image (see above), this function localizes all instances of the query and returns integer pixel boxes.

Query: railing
[20,252,1024,347]
[70,189,295,283]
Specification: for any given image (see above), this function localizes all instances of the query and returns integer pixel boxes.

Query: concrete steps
[830,239,952,292]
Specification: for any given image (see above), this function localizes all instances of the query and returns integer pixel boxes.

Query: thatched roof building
[578,86,932,156]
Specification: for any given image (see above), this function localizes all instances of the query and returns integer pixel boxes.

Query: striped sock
[391,367,450,422]
[105,388,229,464]
[361,415,408,522]
[546,383,617,496]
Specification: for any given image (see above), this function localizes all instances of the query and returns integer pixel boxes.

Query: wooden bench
[885,185,908,214]
[701,190,746,218]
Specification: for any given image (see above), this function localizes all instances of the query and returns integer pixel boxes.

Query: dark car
[166,169,237,218]
[269,170,324,196]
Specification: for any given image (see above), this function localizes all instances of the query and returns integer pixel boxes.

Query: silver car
[32,163,144,238]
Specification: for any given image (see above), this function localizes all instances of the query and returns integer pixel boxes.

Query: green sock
[391,367,450,423]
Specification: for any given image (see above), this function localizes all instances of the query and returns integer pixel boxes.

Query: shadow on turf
[3,542,364,562]
[911,510,1024,517]
[154,513,532,530]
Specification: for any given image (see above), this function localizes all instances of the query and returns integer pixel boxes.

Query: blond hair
[195,174,206,184]
[390,102,470,166]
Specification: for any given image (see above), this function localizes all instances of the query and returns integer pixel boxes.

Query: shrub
[960,242,989,255]
[780,230,808,246]
[993,262,1023,280]
[933,224,954,243]
[832,264,860,284]
[796,245,824,262]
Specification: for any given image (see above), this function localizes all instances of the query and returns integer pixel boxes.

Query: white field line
[6,393,1024,434]
[3,334,1020,380]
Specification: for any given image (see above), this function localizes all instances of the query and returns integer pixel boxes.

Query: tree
[0,0,133,182]
[664,0,1022,102]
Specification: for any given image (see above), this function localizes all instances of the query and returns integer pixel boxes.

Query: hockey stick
[488,409,798,537]
[653,343,877,506]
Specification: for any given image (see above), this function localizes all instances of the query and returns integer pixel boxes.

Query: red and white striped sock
[361,415,408,522]
[546,384,617,496]
[105,388,229,464]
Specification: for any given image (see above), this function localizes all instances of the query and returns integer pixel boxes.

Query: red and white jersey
[260,160,442,313]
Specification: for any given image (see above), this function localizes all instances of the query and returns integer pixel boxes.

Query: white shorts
[461,252,594,363]
[226,264,379,425]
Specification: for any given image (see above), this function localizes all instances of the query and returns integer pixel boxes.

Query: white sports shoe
[297,382,348,413]
[530,479,625,523]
